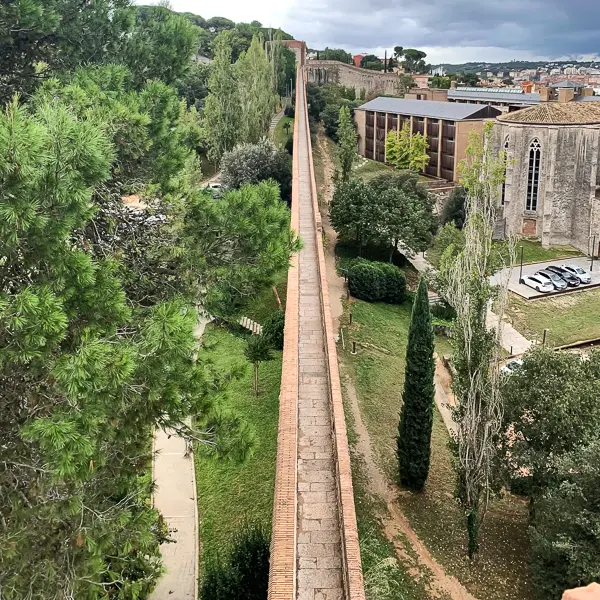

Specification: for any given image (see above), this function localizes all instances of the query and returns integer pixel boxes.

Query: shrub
[220,139,292,202]
[284,104,295,118]
[200,521,271,600]
[348,259,406,304]
[262,310,285,350]
[430,300,457,321]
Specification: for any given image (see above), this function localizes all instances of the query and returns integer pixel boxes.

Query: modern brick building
[354,97,501,182]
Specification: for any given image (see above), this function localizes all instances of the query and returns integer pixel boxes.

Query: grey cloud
[284,0,600,59]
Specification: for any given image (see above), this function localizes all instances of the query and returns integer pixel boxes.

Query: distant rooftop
[549,80,584,89]
[448,88,540,105]
[357,97,501,120]
[498,102,600,125]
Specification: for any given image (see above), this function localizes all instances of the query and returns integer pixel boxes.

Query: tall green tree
[440,186,467,229]
[336,105,357,181]
[126,5,199,87]
[501,349,600,503]
[397,277,435,491]
[402,49,428,74]
[0,0,133,102]
[329,179,378,253]
[235,35,277,144]
[385,122,429,172]
[203,31,241,162]
[437,122,512,559]
[530,440,600,600]
[396,73,416,95]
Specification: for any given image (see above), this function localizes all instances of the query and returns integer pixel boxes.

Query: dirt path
[315,131,345,332]
[314,132,478,600]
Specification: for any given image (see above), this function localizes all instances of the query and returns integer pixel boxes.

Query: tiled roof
[498,102,600,125]
[356,97,499,120]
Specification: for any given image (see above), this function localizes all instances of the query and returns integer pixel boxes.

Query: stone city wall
[305,60,398,97]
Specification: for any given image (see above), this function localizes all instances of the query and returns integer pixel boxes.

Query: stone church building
[493,90,600,254]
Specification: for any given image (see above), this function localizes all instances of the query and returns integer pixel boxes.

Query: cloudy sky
[160,0,600,63]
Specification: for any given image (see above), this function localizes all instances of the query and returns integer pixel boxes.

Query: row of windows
[501,137,541,212]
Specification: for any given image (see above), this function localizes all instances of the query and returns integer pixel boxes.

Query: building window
[501,136,510,206]
[526,138,541,211]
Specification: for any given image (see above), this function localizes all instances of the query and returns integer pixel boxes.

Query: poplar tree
[203,31,241,162]
[336,105,358,181]
[236,35,278,144]
[397,277,435,491]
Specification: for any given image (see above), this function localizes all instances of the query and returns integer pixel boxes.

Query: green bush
[200,521,271,600]
[262,310,285,350]
[348,259,405,304]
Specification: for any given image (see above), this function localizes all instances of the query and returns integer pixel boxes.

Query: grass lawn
[194,324,281,559]
[508,239,582,265]
[353,158,395,181]
[273,115,293,148]
[339,298,532,600]
[242,269,287,325]
[505,288,600,347]
[427,237,582,270]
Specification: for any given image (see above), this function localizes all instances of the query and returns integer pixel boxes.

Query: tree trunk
[467,506,479,560]
[253,363,259,396]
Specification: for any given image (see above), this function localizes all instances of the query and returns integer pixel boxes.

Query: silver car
[522,275,554,293]
[536,269,567,291]
[562,264,591,284]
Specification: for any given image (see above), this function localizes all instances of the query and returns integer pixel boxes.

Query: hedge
[348,259,406,304]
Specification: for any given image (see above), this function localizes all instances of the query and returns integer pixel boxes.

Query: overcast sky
[156,0,600,63]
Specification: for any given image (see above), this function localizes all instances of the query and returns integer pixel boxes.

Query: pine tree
[397,276,435,491]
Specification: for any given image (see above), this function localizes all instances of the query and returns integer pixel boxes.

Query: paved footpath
[295,81,344,600]
[149,315,210,600]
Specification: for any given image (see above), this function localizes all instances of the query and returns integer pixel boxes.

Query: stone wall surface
[493,121,600,253]
[305,60,398,96]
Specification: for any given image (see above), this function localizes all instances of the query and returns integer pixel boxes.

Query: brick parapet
[267,64,301,600]
[302,71,366,600]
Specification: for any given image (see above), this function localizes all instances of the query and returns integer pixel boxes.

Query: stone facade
[493,121,600,253]
[305,61,398,97]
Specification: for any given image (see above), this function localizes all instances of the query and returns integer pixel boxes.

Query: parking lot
[492,256,600,299]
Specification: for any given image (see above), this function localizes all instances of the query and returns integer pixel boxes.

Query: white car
[500,358,523,375]
[522,275,554,293]
[562,264,591,284]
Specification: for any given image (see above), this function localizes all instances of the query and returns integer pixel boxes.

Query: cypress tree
[397,276,435,491]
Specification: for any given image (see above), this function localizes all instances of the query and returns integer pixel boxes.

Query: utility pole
[519,245,524,283]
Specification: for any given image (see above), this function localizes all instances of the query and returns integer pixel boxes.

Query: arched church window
[501,135,510,206]
[526,138,541,211]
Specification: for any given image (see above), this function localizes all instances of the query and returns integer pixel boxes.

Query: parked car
[500,358,523,375]
[204,181,222,199]
[522,275,554,293]
[562,264,592,284]
[546,265,580,287]
[535,269,567,291]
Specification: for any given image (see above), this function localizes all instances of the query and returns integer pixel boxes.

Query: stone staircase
[239,316,263,335]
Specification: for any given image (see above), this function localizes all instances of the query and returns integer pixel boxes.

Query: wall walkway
[268,67,365,600]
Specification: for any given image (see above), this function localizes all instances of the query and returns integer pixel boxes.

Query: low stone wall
[267,65,301,600]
